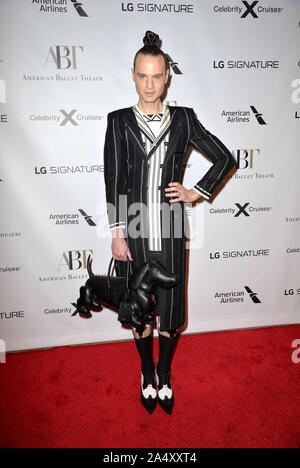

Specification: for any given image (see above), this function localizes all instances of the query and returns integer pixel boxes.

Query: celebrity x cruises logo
[241,1,283,18]
[214,1,283,18]
[241,1,259,18]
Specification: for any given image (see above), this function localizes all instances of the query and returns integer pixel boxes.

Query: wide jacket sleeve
[188,108,236,200]
[103,112,126,231]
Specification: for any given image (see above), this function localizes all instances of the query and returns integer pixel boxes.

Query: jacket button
[129,164,133,169]
[160,163,164,168]
[127,188,131,193]
[158,186,162,190]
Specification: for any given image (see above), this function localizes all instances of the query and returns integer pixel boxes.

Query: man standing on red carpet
[103,31,236,414]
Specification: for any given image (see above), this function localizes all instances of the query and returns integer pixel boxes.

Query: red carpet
[0,325,300,448]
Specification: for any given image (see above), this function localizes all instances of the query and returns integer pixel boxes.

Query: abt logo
[59,250,93,270]
[234,148,260,169]
[44,46,83,69]
[291,339,300,364]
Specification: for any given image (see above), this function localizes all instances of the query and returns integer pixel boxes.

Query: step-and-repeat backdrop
[0,0,299,351]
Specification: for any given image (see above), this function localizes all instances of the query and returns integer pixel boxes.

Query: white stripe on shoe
[155,370,173,400]
[141,373,157,399]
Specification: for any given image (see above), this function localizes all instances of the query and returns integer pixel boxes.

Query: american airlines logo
[165,54,183,75]
[244,286,261,303]
[250,106,266,124]
[78,209,97,226]
[49,209,97,226]
[214,286,262,304]
[221,106,266,124]
[71,0,88,16]
[32,0,88,16]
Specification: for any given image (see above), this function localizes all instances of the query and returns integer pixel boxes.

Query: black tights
[133,326,179,376]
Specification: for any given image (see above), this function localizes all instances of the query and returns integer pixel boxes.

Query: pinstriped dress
[131,103,178,322]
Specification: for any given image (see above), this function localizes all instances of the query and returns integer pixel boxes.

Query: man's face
[132,53,169,105]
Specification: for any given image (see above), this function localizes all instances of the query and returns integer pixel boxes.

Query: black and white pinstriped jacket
[104,104,236,237]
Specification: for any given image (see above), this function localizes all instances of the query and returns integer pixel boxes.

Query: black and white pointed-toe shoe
[155,370,174,414]
[140,372,157,414]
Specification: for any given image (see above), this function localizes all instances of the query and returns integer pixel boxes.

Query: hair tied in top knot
[143,31,160,47]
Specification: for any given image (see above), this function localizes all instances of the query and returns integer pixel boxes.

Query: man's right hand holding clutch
[111,228,133,262]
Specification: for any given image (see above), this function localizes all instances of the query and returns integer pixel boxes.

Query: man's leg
[155,316,179,414]
[132,323,155,374]
[132,323,157,413]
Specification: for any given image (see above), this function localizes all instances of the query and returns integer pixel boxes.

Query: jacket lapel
[126,108,148,159]
[161,107,182,167]
[126,105,179,164]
